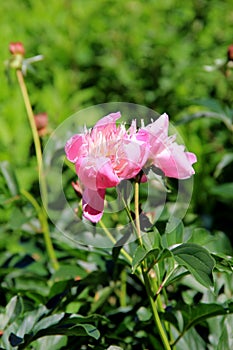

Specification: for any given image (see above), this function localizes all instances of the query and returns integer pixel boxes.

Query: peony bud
[34,113,48,136]
[9,42,25,56]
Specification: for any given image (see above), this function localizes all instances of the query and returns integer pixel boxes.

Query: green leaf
[33,313,65,333]
[217,314,233,350]
[171,243,215,288]
[132,246,159,273]
[0,161,20,196]
[132,245,172,273]
[4,295,23,326]
[142,228,162,251]
[214,153,233,178]
[51,264,87,281]
[132,245,147,273]
[163,218,184,247]
[212,253,233,273]
[112,229,131,261]
[9,207,29,230]
[90,286,114,313]
[136,306,152,322]
[210,183,233,201]
[43,321,100,339]
[180,301,233,334]
[31,335,67,350]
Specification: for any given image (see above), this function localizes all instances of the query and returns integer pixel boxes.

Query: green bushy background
[0,1,233,349]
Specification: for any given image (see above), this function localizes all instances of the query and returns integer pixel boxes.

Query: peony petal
[93,112,121,133]
[155,143,196,179]
[96,159,120,189]
[78,157,119,190]
[65,134,87,163]
[117,139,149,179]
[145,113,169,140]
[82,188,105,223]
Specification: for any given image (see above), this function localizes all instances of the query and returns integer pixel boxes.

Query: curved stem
[21,189,59,270]
[16,70,47,208]
[16,69,58,270]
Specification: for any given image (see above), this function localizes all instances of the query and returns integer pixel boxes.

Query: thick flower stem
[142,269,171,350]
[134,180,171,350]
[16,69,59,271]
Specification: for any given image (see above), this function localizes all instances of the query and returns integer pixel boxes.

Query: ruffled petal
[93,112,121,133]
[78,157,119,190]
[96,159,120,189]
[116,138,149,179]
[155,143,197,179]
[65,134,87,163]
[82,188,105,223]
[145,113,169,140]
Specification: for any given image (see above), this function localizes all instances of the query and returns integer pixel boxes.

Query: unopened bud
[227,44,233,61]
[9,42,25,56]
[34,113,48,136]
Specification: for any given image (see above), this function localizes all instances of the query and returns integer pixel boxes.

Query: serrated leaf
[172,243,215,288]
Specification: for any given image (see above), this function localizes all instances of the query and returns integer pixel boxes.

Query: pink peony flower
[65,112,149,222]
[139,113,197,179]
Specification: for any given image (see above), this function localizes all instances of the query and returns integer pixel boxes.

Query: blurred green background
[1,0,233,235]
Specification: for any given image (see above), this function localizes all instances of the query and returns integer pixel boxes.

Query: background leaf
[172,243,215,288]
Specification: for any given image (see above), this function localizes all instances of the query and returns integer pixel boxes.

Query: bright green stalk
[16,69,59,270]
[134,180,171,350]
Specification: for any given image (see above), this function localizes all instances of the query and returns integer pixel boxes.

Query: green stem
[143,270,171,350]
[99,220,133,264]
[16,69,47,208]
[134,180,171,350]
[134,181,143,245]
[21,190,59,270]
[16,69,59,270]
[120,268,127,307]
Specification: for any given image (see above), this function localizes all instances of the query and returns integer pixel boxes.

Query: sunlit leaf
[0,161,20,196]
[214,153,233,178]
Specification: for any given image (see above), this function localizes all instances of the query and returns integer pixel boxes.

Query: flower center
[88,125,126,159]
